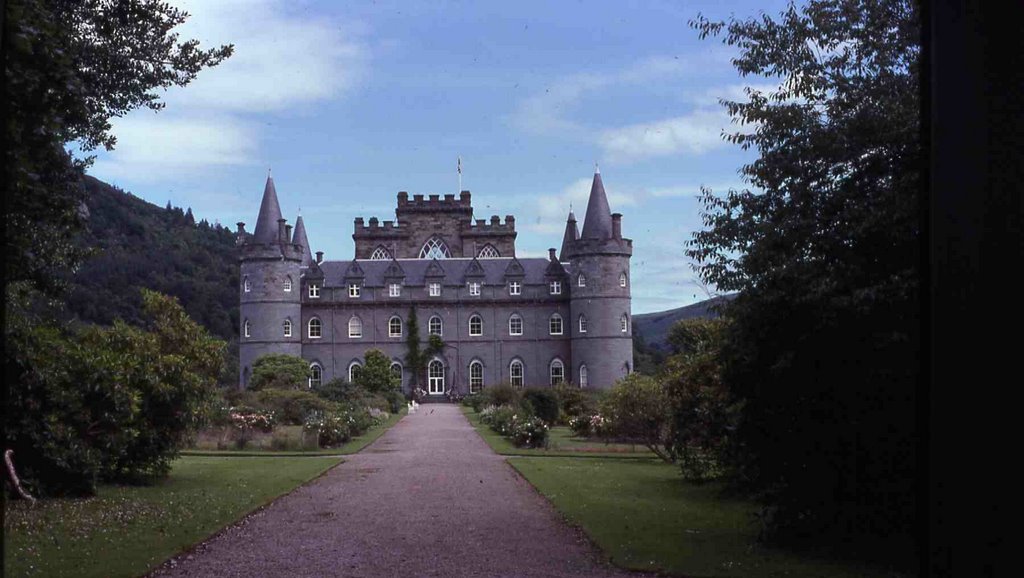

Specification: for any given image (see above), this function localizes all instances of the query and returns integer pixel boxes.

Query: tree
[250,354,309,391]
[5,0,232,297]
[403,306,444,389]
[5,290,224,495]
[687,0,918,564]
[354,349,399,394]
[599,374,674,463]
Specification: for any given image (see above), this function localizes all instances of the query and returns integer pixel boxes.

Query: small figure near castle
[236,169,632,395]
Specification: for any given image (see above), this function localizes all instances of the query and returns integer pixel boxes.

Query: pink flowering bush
[510,417,549,448]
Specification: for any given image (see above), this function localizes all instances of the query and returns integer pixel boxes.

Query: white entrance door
[428,360,445,395]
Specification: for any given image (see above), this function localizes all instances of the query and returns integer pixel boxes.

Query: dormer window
[309,283,320,298]
[509,281,521,296]
[389,283,401,297]
[429,282,441,297]
[348,284,360,298]
[468,282,481,296]
[549,281,561,295]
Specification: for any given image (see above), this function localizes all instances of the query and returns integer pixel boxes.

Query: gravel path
[153,404,644,578]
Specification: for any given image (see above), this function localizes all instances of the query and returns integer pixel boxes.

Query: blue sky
[88,0,791,314]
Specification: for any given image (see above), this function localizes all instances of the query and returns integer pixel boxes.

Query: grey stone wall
[238,251,302,387]
[568,253,633,388]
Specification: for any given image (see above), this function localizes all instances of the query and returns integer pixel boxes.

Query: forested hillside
[66,176,240,344]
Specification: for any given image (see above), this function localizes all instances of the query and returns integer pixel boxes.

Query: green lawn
[510,457,905,578]
[3,455,342,578]
[184,407,407,456]
[461,407,653,458]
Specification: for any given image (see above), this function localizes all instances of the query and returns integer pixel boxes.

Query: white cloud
[597,107,732,161]
[91,114,258,182]
[91,0,368,181]
[511,56,691,136]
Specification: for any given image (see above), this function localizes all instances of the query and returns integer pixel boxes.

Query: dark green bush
[522,388,560,424]
[482,383,521,408]
[250,353,309,390]
[255,389,334,425]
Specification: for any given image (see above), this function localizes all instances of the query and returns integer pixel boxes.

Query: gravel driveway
[152,404,644,578]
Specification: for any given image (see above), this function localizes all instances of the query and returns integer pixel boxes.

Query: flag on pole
[457,156,462,175]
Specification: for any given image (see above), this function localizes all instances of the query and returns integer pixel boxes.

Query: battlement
[396,190,473,213]
[353,216,408,234]
[463,214,516,236]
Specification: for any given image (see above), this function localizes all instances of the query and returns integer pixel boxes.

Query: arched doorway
[428,359,445,395]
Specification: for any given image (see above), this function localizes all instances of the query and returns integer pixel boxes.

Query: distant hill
[66,175,240,343]
[633,295,735,353]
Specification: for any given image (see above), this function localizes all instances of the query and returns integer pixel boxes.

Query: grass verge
[183,406,407,456]
[3,455,342,578]
[509,457,903,578]
[461,406,653,458]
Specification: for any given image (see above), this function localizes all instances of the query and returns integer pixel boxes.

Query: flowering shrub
[303,412,353,447]
[411,388,427,403]
[368,408,391,425]
[485,406,519,436]
[227,407,275,433]
[510,417,549,448]
[569,415,592,437]
[589,414,610,437]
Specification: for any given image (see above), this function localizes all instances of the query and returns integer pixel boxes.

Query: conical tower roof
[580,170,613,239]
[559,209,579,260]
[252,175,283,244]
[292,214,313,267]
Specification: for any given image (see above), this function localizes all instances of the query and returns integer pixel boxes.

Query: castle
[236,170,632,395]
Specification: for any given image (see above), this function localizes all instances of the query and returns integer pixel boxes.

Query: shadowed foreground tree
[687,0,919,567]
[5,0,232,299]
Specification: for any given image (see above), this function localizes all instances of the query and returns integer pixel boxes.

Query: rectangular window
[389,284,401,297]
[348,284,360,298]
[509,281,521,295]
[429,282,441,297]
[308,284,320,298]
[549,281,561,295]
[549,316,563,335]
[469,282,480,296]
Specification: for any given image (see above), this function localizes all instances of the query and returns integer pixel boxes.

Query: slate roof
[292,215,313,267]
[252,176,283,244]
[580,171,613,240]
[317,258,568,287]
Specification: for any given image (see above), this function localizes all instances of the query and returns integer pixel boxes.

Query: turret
[569,169,633,388]
[238,174,304,388]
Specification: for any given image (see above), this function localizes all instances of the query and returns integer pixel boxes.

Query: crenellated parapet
[396,190,473,214]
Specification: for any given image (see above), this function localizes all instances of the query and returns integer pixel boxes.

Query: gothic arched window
[244,319,251,338]
[508,313,523,336]
[308,317,322,338]
[579,364,588,388]
[283,319,292,337]
[578,314,588,333]
[348,361,362,383]
[469,361,484,393]
[389,316,403,337]
[428,315,443,336]
[390,362,403,384]
[477,244,500,259]
[419,236,451,259]
[620,314,629,333]
[469,314,483,336]
[550,358,565,385]
[348,316,362,338]
[309,363,323,388]
[370,246,391,260]
[284,276,292,292]
[509,359,524,388]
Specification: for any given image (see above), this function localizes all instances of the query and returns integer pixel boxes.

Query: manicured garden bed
[3,455,343,578]
[185,406,406,456]
[509,457,904,578]
[462,407,653,458]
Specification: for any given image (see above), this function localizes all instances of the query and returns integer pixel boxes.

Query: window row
[244,313,628,339]
[306,359,587,391]
[247,272,627,299]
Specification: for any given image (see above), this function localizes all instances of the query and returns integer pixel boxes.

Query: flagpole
[458,156,462,194]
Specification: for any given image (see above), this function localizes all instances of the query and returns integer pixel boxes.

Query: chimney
[548,248,557,261]
[611,213,622,240]
[236,222,246,234]
[277,218,287,243]
[315,251,324,264]
[285,224,293,242]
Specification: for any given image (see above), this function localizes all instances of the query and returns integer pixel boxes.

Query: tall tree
[687,0,919,566]
[5,0,232,298]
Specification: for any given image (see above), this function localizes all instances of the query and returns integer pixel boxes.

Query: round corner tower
[237,176,307,388]
[562,170,633,389]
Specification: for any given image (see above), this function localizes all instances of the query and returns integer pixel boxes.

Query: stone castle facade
[236,171,633,395]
